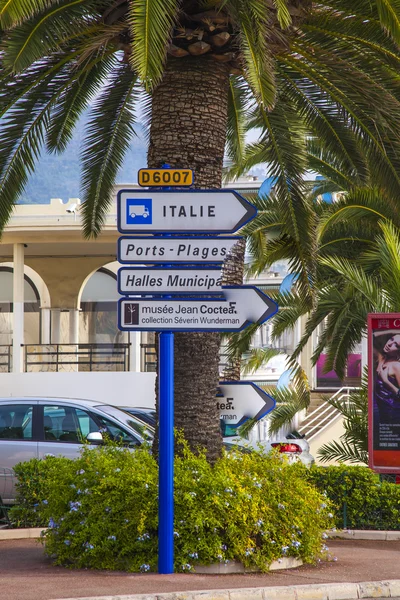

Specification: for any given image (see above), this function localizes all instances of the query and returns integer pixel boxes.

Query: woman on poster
[374,334,400,424]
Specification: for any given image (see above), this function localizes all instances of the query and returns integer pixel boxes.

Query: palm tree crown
[0,0,400,240]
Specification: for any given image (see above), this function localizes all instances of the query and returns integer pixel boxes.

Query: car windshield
[119,408,156,428]
[95,405,154,441]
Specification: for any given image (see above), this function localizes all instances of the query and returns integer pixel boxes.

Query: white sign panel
[118,267,223,295]
[217,381,275,436]
[117,189,257,234]
[117,236,242,264]
[118,286,277,332]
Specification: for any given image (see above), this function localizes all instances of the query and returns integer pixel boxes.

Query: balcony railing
[0,345,11,373]
[141,343,157,372]
[23,343,130,372]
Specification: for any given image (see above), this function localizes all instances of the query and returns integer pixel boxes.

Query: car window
[97,405,153,441]
[94,414,141,447]
[0,404,33,440]
[43,405,99,443]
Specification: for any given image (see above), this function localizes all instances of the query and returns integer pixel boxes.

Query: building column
[69,309,80,344]
[40,307,51,344]
[51,309,61,344]
[12,243,25,373]
[129,332,141,372]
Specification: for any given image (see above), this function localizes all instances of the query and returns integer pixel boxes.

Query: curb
[0,527,44,540]
[327,529,400,541]
[2,528,399,542]
[51,579,400,600]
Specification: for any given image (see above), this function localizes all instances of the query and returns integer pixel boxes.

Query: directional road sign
[117,236,242,264]
[118,286,278,332]
[138,168,193,187]
[118,266,223,295]
[217,381,276,436]
[117,189,257,234]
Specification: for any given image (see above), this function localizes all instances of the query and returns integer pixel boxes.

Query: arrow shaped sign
[217,381,276,437]
[117,189,257,234]
[118,266,224,295]
[117,286,278,332]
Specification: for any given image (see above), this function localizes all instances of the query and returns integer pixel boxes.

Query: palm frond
[241,347,284,375]
[229,0,276,110]
[318,439,368,465]
[0,0,52,28]
[81,62,139,238]
[273,0,291,29]
[1,0,101,73]
[128,0,178,90]
[47,55,115,153]
[225,76,250,170]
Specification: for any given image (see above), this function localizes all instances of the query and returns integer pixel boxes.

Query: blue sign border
[218,380,276,424]
[117,265,223,296]
[117,235,243,264]
[116,189,257,234]
[117,285,278,333]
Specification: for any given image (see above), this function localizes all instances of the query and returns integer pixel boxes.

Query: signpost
[118,266,223,295]
[117,171,277,575]
[118,286,277,332]
[118,235,242,264]
[117,189,257,234]
[217,381,276,434]
[138,168,193,187]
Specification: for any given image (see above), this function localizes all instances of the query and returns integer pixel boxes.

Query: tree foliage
[0,1,400,237]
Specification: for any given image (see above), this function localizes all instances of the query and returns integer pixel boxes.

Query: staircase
[298,387,359,441]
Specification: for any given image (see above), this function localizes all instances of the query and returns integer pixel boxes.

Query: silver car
[0,397,151,502]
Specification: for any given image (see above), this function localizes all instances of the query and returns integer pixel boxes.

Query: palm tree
[1,1,400,459]
[318,383,368,465]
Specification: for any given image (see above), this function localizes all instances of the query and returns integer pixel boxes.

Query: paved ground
[1,538,400,600]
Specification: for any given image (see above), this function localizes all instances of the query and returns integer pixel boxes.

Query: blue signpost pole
[158,337,174,572]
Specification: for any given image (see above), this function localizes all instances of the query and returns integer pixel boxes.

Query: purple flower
[83,542,94,550]
[68,501,81,512]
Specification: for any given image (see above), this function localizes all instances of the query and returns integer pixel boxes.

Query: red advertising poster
[368,314,400,473]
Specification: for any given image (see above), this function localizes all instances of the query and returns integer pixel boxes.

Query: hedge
[306,464,400,530]
[10,441,332,572]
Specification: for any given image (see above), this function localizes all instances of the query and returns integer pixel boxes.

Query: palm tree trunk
[221,237,246,381]
[148,57,230,462]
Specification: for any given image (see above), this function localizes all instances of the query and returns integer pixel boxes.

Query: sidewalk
[1,538,400,600]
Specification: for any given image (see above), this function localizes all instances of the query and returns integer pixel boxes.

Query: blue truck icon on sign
[126,198,152,224]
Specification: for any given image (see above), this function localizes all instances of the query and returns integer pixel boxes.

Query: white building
[0,177,361,426]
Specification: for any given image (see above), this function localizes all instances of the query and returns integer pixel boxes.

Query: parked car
[225,430,315,467]
[120,407,314,466]
[0,397,152,502]
[119,406,156,428]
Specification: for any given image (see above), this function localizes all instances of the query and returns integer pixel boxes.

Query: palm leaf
[0,0,53,28]
[273,0,291,29]
[229,0,276,110]
[128,0,178,90]
[81,62,139,238]
[47,55,115,153]
[1,0,101,73]
[225,76,249,169]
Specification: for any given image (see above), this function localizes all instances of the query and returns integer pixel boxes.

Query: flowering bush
[13,441,333,572]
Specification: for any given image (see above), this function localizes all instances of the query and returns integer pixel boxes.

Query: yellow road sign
[138,168,193,187]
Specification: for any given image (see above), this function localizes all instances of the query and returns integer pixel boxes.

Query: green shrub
[306,464,400,530]
[10,456,73,528]
[13,442,332,572]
